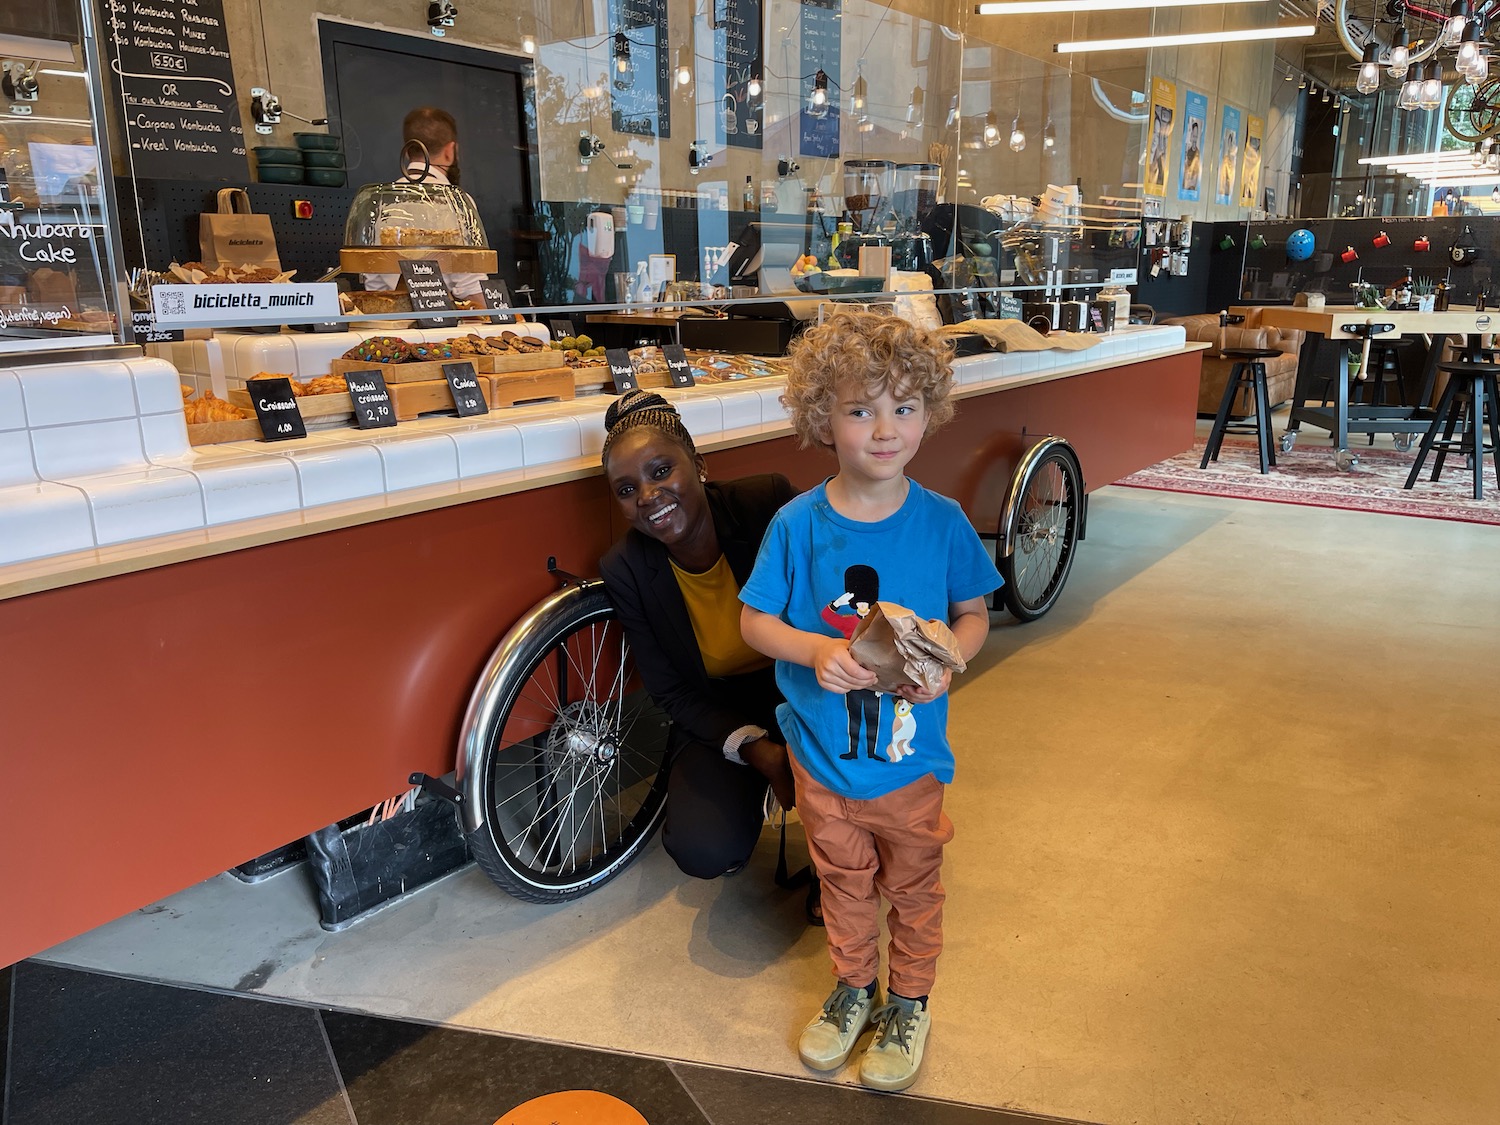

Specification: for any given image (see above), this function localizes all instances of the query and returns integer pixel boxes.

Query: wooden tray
[229,388,354,420]
[329,358,451,385]
[481,368,575,407]
[339,247,499,275]
[387,378,493,420]
[471,350,559,374]
[186,417,263,446]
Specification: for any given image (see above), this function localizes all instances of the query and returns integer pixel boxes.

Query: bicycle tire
[997,439,1083,622]
[458,582,670,902]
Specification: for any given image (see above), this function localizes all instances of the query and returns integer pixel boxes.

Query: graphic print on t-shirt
[888,698,917,761]
[821,564,892,762]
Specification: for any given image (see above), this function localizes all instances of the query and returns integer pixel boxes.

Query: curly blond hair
[782,309,955,449]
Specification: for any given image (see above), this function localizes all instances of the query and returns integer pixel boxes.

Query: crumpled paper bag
[848,601,967,694]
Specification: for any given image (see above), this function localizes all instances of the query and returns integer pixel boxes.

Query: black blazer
[600,474,796,752]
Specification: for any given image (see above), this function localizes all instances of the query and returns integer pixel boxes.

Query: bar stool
[1359,339,1410,408]
[1202,348,1281,473]
[1404,360,1500,500]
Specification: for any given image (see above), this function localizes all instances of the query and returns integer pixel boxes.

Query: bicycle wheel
[997,439,1083,622]
[458,582,670,902]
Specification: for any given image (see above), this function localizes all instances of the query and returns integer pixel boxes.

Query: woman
[599,391,814,913]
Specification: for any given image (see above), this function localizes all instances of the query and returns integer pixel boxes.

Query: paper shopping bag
[848,601,967,694]
[199,187,281,271]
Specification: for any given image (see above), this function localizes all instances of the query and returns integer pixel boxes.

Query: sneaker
[858,996,931,1092]
[797,982,876,1071]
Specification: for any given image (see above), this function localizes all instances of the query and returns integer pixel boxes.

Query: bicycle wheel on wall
[997,438,1083,622]
[458,582,670,902]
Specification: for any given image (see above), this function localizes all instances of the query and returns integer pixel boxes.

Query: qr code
[159,290,187,316]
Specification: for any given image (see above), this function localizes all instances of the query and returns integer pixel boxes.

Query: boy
[740,310,1001,1091]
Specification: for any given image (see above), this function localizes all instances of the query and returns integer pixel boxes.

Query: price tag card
[605,348,639,394]
[662,344,695,387]
[443,361,489,417]
[246,376,307,441]
[131,309,183,344]
[1090,307,1106,333]
[551,318,576,341]
[342,369,397,429]
[398,259,457,328]
[479,278,516,324]
[998,294,1024,321]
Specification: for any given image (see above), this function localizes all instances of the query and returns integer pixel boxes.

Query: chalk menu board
[100,0,250,181]
[799,0,841,159]
[717,0,763,149]
[609,0,671,139]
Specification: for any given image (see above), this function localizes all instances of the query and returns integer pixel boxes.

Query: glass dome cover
[343,180,488,249]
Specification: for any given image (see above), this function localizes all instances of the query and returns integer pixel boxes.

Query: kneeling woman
[600,392,801,886]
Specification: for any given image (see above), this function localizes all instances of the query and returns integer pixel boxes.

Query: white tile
[188,454,302,525]
[0,430,37,486]
[516,416,582,468]
[670,394,723,440]
[361,431,460,491]
[18,361,138,426]
[69,466,205,545]
[227,332,302,384]
[716,389,763,430]
[756,386,790,425]
[31,418,145,479]
[576,408,609,458]
[140,412,192,462]
[279,444,385,507]
[0,480,95,564]
[438,420,525,478]
[129,357,189,415]
[0,371,27,430]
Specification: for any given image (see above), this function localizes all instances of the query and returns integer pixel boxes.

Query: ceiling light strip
[1055,25,1316,53]
[980,0,1262,13]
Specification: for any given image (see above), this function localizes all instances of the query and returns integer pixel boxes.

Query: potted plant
[1414,276,1437,313]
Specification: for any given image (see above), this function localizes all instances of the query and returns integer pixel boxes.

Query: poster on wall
[1178,89,1207,202]
[799,0,841,158]
[1145,76,1175,198]
[717,0,763,148]
[1216,103,1242,206]
[609,0,671,138]
[1239,113,1264,208]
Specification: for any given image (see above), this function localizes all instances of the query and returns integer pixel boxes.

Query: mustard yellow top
[670,554,772,679]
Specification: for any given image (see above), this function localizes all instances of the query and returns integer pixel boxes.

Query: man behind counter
[363,106,488,299]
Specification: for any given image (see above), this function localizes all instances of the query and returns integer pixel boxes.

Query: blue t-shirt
[741,479,1003,800]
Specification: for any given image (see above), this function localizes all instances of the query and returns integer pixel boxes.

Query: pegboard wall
[114,178,360,280]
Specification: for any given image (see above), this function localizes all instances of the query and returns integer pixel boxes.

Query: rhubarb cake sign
[100,0,250,181]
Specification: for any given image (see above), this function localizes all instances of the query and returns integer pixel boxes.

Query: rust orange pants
[789,755,954,999]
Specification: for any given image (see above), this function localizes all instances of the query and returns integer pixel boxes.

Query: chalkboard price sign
[342,369,397,429]
[662,344,695,387]
[605,348,639,394]
[399,260,458,328]
[246,376,307,441]
[100,0,250,181]
[998,294,1024,321]
[443,362,489,417]
[131,309,183,344]
[480,278,516,325]
[551,319,576,341]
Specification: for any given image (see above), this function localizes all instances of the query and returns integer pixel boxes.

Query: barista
[362,107,487,299]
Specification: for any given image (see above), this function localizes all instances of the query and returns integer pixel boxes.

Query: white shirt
[360,164,489,300]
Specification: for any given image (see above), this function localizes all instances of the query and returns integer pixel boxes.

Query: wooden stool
[1404,361,1500,499]
[1202,348,1281,474]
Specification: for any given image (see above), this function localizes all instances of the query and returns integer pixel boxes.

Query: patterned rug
[1115,436,1500,525]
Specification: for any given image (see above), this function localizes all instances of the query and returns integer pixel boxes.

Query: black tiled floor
[6,963,351,1125]
[321,1011,710,1125]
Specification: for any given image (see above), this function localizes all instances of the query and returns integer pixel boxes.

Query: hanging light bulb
[1470,51,1491,85]
[851,71,866,113]
[808,69,829,118]
[747,73,762,98]
[906,85,925,124]
[582,73,605,101]
[1009,115,1026,152]
[674,48,692,90]
[1444,0,1471,47]
[1388,26,1411,78]
[612,31,633,88]
[1420,64,1443,109]
[1397,62,1422,109]
[982,111,1001,147]
[1356,41,1381,95]
[1043,119,1056,150]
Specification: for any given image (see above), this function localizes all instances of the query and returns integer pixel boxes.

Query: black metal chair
[1403,360,1500,500]
[1202,348,1282,474]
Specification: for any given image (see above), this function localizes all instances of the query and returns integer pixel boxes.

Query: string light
[808,69,830,117]
[983,111,1001,147]
[1009,114,1026,151]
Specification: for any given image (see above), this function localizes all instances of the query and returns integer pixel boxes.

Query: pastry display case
[339,180,498,277]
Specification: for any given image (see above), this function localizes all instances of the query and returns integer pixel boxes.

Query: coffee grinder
[833,159,893,270]
[890,162,938,271]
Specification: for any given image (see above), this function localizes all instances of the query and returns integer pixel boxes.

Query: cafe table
[1244,304,1496,469]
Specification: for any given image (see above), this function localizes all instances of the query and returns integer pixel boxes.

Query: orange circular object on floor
[494,1090,649,1125]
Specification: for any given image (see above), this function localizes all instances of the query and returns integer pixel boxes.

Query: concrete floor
[39,483,1500,1125]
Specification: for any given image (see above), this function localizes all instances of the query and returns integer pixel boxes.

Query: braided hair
[601,390,700,467]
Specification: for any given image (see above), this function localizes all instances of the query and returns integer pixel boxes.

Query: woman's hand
[812,636,878,694]
[741,736,796,811]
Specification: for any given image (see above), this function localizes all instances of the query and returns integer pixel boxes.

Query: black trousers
[661,733,770,880]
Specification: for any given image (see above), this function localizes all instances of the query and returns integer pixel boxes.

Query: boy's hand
[813,636,878,694]
[897,667,951,704]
